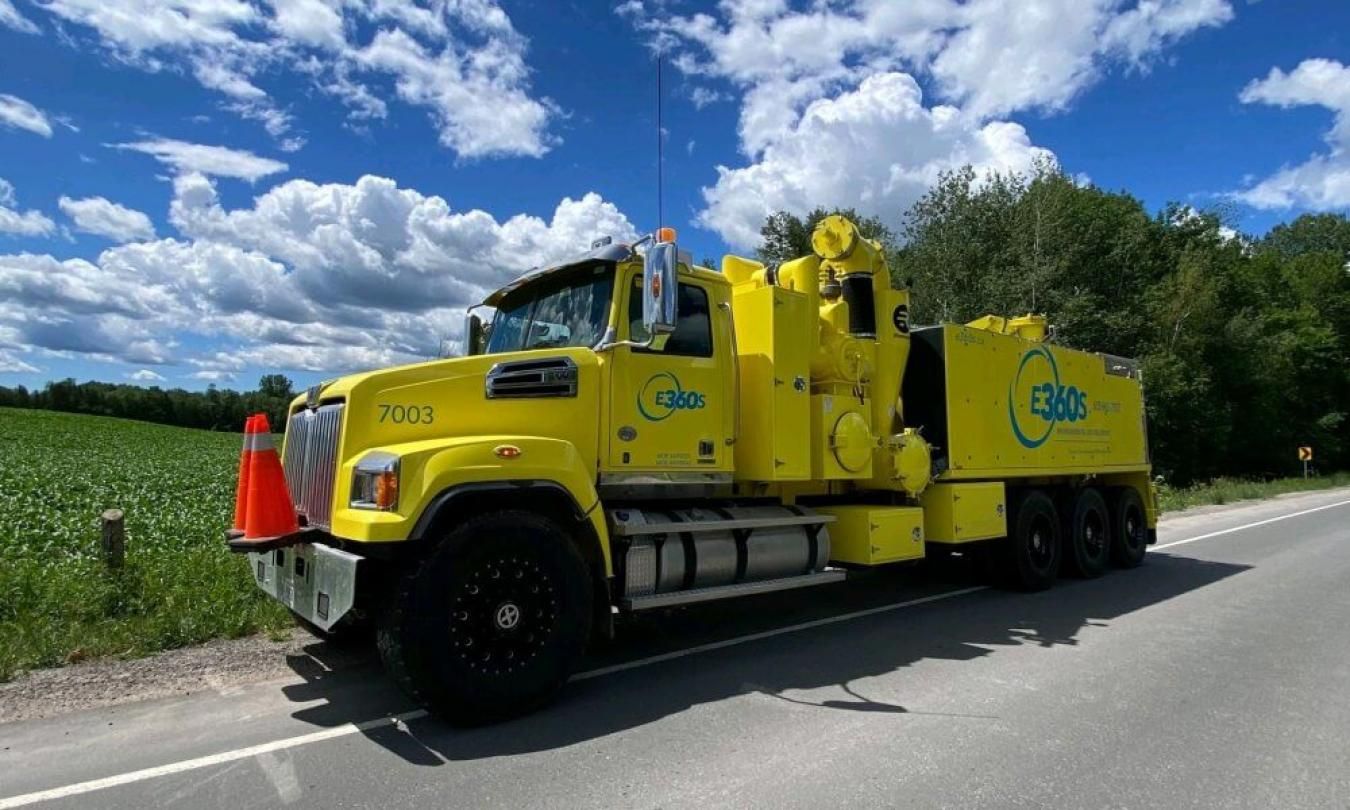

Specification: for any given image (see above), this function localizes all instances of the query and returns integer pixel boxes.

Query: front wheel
[377,510,594,725]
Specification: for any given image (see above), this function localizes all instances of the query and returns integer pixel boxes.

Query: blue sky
[0,0,1347,394]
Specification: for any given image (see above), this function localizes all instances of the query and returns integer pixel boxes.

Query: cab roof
[484,243,726,306]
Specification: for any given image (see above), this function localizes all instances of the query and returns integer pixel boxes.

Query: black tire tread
[377,509,592,725]
[1063,487,1110,579]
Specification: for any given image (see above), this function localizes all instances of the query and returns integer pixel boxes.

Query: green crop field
[0,408,289,680]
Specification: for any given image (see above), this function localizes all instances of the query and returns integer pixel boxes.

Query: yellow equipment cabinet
[921,482,1007,543]
[816,505,925,565]
[904,324,1149,479]
[731,284,812,481]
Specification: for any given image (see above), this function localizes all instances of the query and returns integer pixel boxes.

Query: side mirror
[465,311,486,356]
[642,242,679,335]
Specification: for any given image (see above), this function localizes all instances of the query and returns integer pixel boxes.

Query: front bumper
[249,543,362,632]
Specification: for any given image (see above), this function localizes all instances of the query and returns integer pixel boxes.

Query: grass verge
[1158,472,1350,513]
[0,408,291,681]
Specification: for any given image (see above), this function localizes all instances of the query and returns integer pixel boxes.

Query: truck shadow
[279,550,1246,764]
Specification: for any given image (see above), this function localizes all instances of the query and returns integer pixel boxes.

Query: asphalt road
[3,488,1349,809]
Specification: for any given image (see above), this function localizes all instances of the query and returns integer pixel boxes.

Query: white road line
[1152,498,1350,551]
[3,494,1347,809]
[0,711,429,810]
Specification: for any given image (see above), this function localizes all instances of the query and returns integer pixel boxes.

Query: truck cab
[238,218,1157,724]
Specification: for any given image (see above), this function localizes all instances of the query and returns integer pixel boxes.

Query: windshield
[485,263,615,354]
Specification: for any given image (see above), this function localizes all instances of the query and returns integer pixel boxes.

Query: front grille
[281,403,344,531]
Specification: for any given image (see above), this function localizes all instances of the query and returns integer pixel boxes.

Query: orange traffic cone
[242,414,300,541]
[230,414,259,535]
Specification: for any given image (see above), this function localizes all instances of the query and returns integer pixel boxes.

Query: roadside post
[101,508,125,569]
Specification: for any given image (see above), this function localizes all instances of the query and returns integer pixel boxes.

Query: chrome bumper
[249,543,360,632]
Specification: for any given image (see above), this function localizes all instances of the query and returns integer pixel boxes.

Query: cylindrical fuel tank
[612,505,831,598]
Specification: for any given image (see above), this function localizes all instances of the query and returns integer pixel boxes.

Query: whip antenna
[656,48,664,231]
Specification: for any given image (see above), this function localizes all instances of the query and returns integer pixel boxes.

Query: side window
[628,278,713,358]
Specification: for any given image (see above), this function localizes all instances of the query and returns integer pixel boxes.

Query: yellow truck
[232,216,1156,723]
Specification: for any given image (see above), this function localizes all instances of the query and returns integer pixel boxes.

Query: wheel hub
[494,602,521,631]
[450,556,559,675]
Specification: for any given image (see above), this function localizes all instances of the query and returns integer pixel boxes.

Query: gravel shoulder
[3,485,1346,726]
[0,627,373,724]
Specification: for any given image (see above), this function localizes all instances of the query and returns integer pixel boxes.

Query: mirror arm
[593,326,659,353]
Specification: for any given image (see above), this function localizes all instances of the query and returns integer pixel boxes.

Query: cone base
[226,526,316,554]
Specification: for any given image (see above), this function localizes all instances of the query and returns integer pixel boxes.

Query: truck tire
[377,510,594,725]
[1109,487,1148,569]
[1063,487,1110,578]
[998,489,1061,591]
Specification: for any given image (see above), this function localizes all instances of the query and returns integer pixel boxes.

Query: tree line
[0,375,297,432]
[757,164,1349,485]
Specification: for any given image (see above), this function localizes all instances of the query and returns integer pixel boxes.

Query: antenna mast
[656,50,664,230]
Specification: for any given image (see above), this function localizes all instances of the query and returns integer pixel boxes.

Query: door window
[627,278,713,357]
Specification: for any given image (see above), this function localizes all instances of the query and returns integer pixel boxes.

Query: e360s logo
[1008,346,1088,449]
[638,372,707,421]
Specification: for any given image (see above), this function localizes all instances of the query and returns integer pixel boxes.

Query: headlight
[351,452,399,511]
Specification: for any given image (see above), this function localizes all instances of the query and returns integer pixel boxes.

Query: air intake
[485,357,579,399]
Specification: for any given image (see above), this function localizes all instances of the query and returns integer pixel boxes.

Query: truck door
[607,272,730,474]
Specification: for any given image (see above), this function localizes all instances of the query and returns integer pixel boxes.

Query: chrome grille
[281,403,344,531]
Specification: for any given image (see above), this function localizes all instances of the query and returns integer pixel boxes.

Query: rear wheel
[997,489,1061,591]
[1109,487,1148,568]
[1063,487,1110,578]
[377,510,594,725]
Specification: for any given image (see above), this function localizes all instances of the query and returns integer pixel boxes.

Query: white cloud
[0,178,56,237]
[0,93,52,137]
[59,195,156,242]
[628,0,1229,246]
[189,369,235,383]
[110,138,288,181]
[689,86,729,108]
[0,349,38,373]
[0,0,39,34]
[700,72,1054,249]
[0,174,638,374]
[1232,59,1350,210]
[128,368,165,382]
[27,0,556,158]
[639,0,1231,149]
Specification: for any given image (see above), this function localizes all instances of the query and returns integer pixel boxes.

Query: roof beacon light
[657,227,677,244]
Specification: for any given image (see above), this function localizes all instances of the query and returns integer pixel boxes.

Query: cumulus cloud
[58,195,156,242]
[127,368,165,382]
[0,174,638,374]
[0,178,56,237]
[1232,59,1350,210]
[700,73,1054,248]
[110,138,288,182]
[637,0,1231,149]
[25,0,556,157]
[626,0,1230,248]
[0,0,39,34]
[0,93,52,137]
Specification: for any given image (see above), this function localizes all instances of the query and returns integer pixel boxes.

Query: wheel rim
[1028,516,1055,571]
[1123,507,1145,551]
[1084,510,1107,560]
[450,555,559,675]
